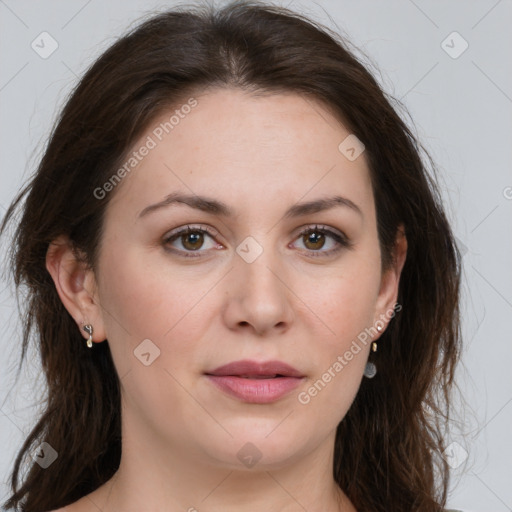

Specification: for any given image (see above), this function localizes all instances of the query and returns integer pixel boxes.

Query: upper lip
[205,359,304,378]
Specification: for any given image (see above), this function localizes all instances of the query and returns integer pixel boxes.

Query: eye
[163,224,351,259]
[291,225,351,257]
[163,225,222,257]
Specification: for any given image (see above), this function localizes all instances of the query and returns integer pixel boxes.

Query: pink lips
[205,359,304,404]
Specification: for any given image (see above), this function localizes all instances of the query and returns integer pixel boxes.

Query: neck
[84,419,356,512]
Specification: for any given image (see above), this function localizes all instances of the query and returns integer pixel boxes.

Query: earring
[363,361,377,379]
[83,324,93,348]
[364,336,379,379]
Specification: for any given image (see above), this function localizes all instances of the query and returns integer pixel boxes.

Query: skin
[46,88,407,512]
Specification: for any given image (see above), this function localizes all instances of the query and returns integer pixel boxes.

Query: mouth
[204,359,304,403]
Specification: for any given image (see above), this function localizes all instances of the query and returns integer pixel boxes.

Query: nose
[221,247,294,336]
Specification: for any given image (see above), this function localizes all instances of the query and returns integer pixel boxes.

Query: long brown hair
[1,2,461,511]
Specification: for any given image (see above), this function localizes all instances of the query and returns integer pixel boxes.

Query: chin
[201,425,312,470]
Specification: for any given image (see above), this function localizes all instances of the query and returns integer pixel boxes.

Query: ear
[374,224,407,332]
[46,235,107,345]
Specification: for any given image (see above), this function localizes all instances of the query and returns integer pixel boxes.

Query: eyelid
[292,223,347,241]
[164,223,220,240]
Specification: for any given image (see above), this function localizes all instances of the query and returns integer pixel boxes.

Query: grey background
[1,1,511,510]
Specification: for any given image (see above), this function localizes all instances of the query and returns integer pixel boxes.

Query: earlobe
[45,235,106,344]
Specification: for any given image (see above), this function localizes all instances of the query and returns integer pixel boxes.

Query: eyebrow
[138,192,363,219]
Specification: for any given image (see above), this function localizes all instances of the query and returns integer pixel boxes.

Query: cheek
[95,246,219,376]
[304,254,382,345]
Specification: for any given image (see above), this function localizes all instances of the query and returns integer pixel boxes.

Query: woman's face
[88,88,402,470]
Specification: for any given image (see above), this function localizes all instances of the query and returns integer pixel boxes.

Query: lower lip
[205,375,303,403]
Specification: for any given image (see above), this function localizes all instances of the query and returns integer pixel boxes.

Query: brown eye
[181,231,204,251]
[164,225,220,256]
[292,225,351,257]
[303,231,325,250]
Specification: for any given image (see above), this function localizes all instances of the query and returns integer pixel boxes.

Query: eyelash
[163,224,351,258]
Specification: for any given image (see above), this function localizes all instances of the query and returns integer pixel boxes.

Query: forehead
[106,88,374,220]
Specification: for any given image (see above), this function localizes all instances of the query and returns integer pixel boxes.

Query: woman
[1,1,462,511]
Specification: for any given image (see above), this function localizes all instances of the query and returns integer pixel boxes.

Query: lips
[204,359,304,404]
[205,359,304,378]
